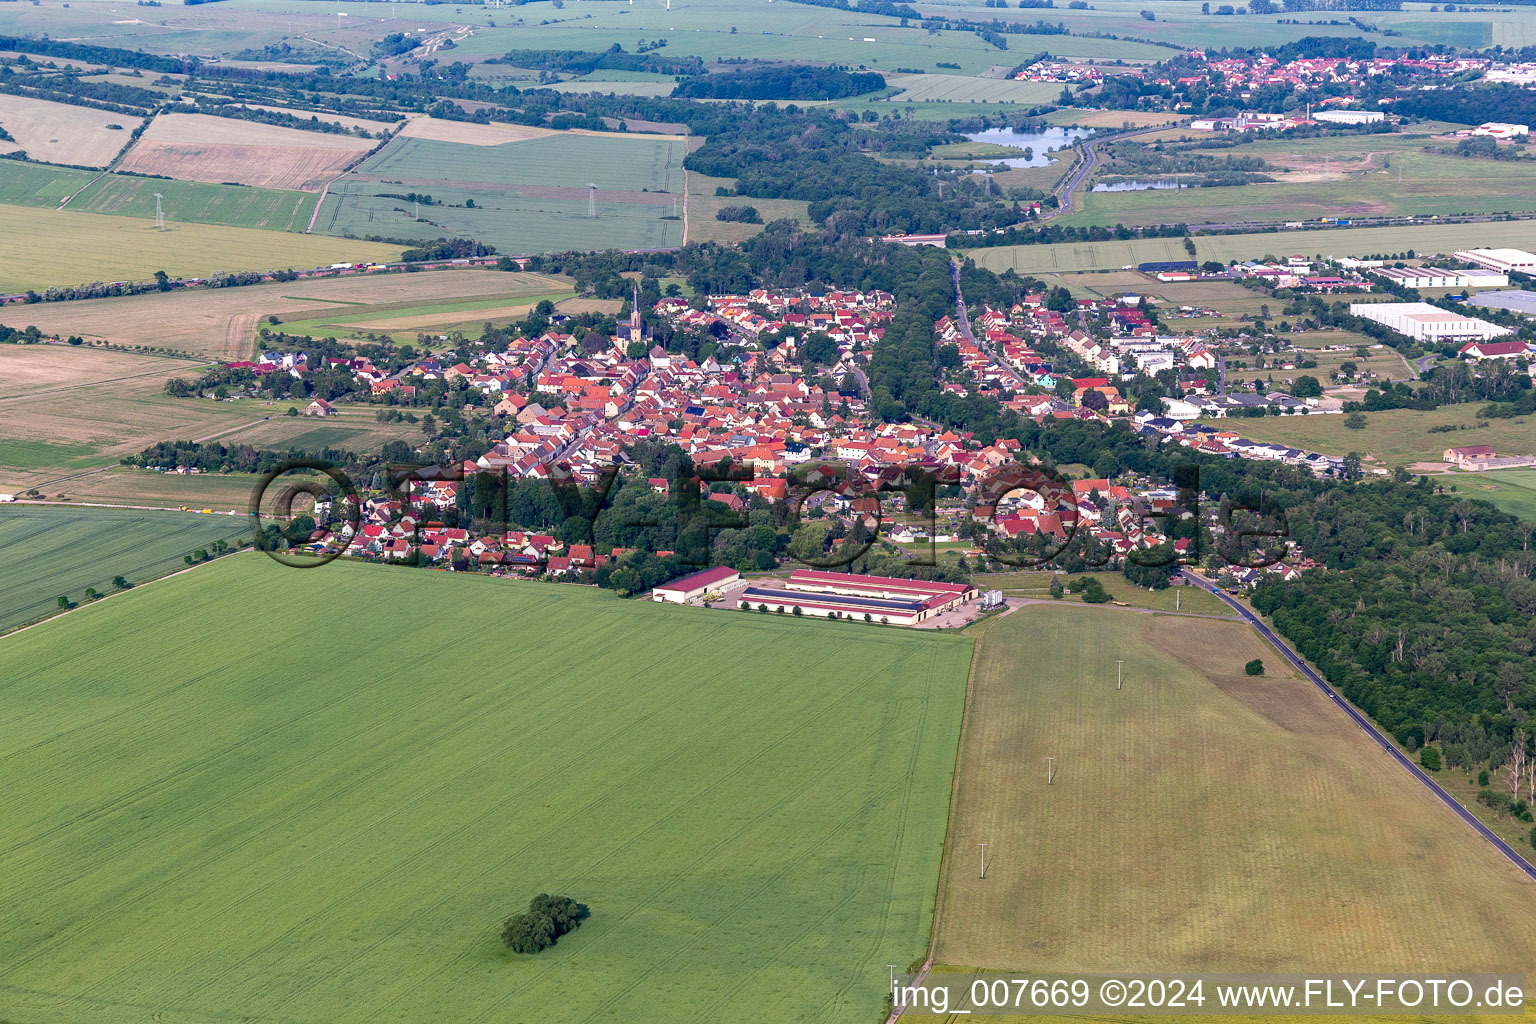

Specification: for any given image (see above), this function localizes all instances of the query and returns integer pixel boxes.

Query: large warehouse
[1453,248,1536,274]
[652,566,741,604]
[738,570,978,625]
[1348,302,1512,343]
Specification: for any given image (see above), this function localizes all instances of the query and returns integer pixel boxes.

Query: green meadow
[0,555,971,1022]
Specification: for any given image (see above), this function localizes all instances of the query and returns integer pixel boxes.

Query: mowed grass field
[7,268,561,358]
[1444,468,1536,521]
[0,504,248,632]
[686,171,812,245]
[0,555,971,1023]
[1199,402,1536,470]
[0,204,400,292]
[882,74,1063,105]
[962,220,1536,274]
[933,605,1536,979]
[1066,157,1536,227]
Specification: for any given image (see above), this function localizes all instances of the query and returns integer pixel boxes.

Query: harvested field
[0,94,143,168]
[0,203,401,293]
[8,269,569,358]
[117,113,377,191]
[934,605,1536,979]
[0,346,251,490]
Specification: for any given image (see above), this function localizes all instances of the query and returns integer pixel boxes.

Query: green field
[932,605,1536,977]
[881,74,1064,106]
[0,162,319,232]
[962,220,1536,274]
[1444,468,1536,521]
[1066,155,1536,228]
[0,555,971,1022]
[71,172,319,233]
[317,133,687,253]
[0,159,100,207]
[1200,402,1536,471]
[0,505,249,632]
[0,203,401,292]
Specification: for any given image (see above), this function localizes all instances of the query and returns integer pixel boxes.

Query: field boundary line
[915,612,1005,1018]
[305,177,336,234]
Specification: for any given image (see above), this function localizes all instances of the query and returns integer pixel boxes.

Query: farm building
[737,570,977,625]
[1443,445,1497,466]
[1348,302,1512,343]
[1458,340,1533,361]
[652,566,741,604]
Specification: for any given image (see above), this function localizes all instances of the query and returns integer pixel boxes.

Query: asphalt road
[949,259,1027,389]
[1046,126,1166,219]
[1180,570,1536,883]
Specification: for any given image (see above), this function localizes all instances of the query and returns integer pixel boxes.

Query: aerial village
[174,252,1535,617]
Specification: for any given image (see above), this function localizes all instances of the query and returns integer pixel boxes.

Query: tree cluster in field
[501,895,589,954]
[372,32,422,59]
[774,0,923,20]
[1066,576,1112,602]
[674,67,885,102]
[400,238,496,262]
[124,440,361,477]
[953,222,1189,251]
[0,34,194,74]
[496,45,704,77]
[1245,658,1265,675]
[714,205,762,224]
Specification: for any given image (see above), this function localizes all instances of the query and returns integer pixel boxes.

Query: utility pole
[978,842,988,879]
[1117,659,1124,690]
[588,182,597,218]
[153,192,165,231]
[414,198,419,221]
[1175,589,1180,612]
[1046,756,1055,784]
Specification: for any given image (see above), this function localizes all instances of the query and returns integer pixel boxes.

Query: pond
[960,126,1092,168]
[1091,180,1190,192]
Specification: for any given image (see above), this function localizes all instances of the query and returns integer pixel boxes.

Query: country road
[1180,569,1536,884]
[1045,126,1165,219]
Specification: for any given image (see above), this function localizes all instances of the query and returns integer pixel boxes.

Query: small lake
[1091,180,1189,192]
[960,126,1091,168]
